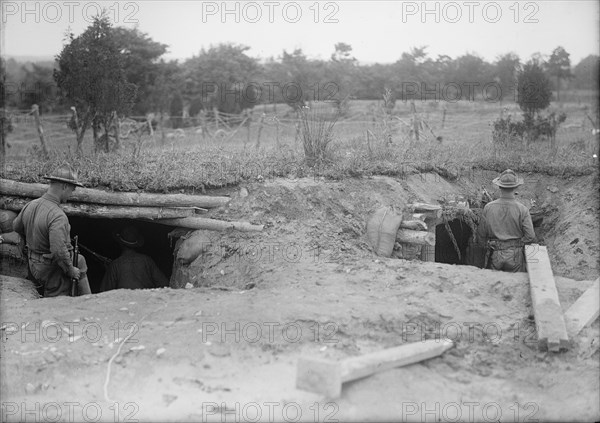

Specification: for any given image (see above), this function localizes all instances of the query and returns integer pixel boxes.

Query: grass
[1,97,598,192]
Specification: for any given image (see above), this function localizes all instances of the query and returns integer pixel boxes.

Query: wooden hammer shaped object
[296,339,454,398]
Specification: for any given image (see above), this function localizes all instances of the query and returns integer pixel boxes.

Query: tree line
[0,15,598,152]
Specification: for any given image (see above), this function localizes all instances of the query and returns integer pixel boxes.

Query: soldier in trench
[100,225,169,291]
[12,164,92,297]
[478,169,536,272]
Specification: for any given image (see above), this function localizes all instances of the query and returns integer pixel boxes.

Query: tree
[1,58,14,164]
[328,43,358,113]
[452,53,493,100]
[572,55,599,90]
[181,44,260,114]
[169,92,184,129]
[546,46,573,101]
[54,14,137,154]
[516,60,552,118]
[494,53,520,102]
[112,27,169,115]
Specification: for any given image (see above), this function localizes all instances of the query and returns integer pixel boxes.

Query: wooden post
[441,106,447,129]
[113,111,121,150]
[525,244,570,351]
[213,107,219,131]
[159,111,166,146]
[255,113,265,149]
[411,100,420,142]
[245,112,251,148]
[275,116,280,150]
[31,105,49,158]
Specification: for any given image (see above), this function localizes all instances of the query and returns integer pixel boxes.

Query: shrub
[298,104,339,166]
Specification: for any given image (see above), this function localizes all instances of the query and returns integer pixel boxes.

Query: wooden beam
[297,339,454,398]
[409,203,442,219]
[396,229,435,246]
[0,196,199,220]
[564,278,599,337]
[525,244,570,352]
[154,217,264,232]
[0,179,230,209]
[399,220,428,231]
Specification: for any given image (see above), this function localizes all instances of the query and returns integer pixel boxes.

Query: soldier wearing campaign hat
[100,225,168,291]
[13,164,92,297]
[478,169,536,272]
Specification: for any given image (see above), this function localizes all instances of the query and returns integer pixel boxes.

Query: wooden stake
[31,105,49,158]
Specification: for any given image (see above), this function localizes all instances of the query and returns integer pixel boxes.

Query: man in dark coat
[13,164,92,296]
[100,225,168,291]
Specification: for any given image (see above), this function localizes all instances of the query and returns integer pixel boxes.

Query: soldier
[478,169,536,272]
[13,164,92,296]
[100,225,168,291]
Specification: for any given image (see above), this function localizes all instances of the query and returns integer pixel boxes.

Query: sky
[1,1,599,65]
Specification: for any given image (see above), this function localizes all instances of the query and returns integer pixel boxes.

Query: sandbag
[366,206,403,257]
[176,230,212,265]
[0,210,17,233]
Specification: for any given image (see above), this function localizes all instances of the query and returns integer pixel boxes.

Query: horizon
[1,1,599,66]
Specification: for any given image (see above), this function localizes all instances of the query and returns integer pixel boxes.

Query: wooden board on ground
[525,244,570,352]
[564,278,600,337]
[296,339,454,398]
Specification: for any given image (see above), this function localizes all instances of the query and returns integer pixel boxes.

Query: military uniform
[101,250,168,291]
[478,169,536,272]
[100,225,168,291]
[13,192,88,296]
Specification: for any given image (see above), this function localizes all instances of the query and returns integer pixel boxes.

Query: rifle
[70,236,79,297]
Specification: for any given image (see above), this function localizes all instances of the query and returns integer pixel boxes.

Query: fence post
[255,113,265,149]
[31,104,49,158]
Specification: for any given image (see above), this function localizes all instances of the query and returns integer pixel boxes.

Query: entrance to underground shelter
[434,218,486,268]
[69,217,175,293]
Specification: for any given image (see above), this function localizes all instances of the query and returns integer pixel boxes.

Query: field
[2,98,598,189]
[1,96,599,422]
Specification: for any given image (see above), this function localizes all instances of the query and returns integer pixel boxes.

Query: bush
[298,105,339,166]
[492,114,527,145]
[492,112,566,145]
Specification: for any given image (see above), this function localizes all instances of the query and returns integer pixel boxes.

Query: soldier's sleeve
[521,209,537,244]
[12,208,25,235]
[48,214,75,274]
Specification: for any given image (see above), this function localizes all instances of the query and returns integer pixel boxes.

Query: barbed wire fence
[2,102,598,161]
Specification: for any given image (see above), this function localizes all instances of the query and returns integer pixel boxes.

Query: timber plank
[525,245,570,351]
[564,278,600,337]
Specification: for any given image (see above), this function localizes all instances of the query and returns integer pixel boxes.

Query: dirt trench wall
[167,171,599,289]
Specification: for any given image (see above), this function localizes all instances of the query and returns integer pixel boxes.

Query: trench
[68,217,175,293]
[434,218,481,267]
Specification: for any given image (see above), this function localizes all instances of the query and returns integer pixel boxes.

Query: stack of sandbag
[0,210,25,261]
[169,229,212,289]
[366,206,403,258]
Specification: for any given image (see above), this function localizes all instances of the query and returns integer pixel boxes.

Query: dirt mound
[1,171,598,421]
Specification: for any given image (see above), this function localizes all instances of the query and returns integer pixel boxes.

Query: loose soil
[1,171,598,422]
